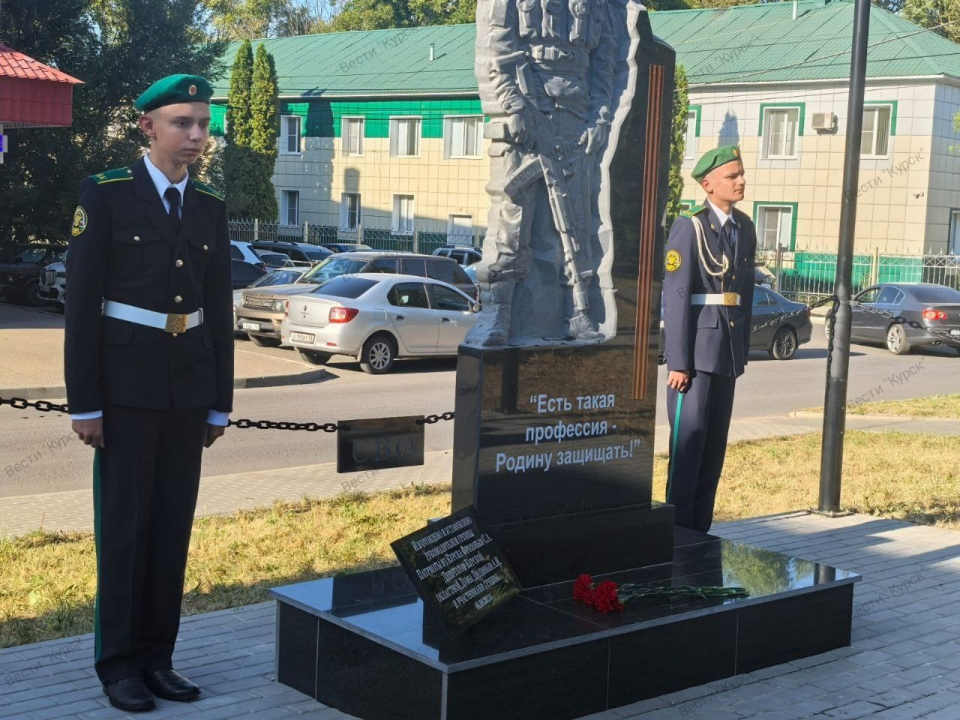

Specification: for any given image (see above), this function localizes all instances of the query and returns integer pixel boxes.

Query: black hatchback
[660,286,812,361]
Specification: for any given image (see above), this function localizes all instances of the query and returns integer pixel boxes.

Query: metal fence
[228,218,478,256]
[757,249,960,302]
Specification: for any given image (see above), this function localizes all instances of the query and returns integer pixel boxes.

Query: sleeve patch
[72,206,88,237]
[665,249,682,272]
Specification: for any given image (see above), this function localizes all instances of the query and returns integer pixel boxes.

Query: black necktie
[721,219,736,256]
[164,187,181,234]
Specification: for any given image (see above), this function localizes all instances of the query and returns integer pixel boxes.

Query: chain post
[820,0,872,516]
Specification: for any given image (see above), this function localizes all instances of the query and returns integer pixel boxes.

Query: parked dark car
[0,244,67,306]
[252,241,332,264]
[660,286,812,361]
[231,259,267,290]
[750,286,813,359]
[826,282,960,355]
[321,242,373,253]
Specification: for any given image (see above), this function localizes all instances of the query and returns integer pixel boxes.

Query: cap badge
[188,84,197,96]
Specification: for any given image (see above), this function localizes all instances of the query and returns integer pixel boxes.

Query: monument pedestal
[269,3,861,715]
[271,527,859,720]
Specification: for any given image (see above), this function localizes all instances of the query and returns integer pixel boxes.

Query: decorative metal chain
[0,396,70,413]
[0,396,456,430]
[228,418,339,432]
[748,293,839,334]
[419,412,456,425]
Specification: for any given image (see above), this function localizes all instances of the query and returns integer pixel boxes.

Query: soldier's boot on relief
[466,280,514,347]
[568,311,603,341]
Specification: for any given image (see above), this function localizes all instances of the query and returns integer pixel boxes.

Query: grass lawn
[2,430,958,649]
[807,394,960,419]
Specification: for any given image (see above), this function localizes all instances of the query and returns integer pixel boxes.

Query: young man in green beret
[65,74,234,712]
[661,145,755,532]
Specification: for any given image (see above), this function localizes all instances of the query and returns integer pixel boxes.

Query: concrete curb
[0,368,331,402]
[791,409,960,426]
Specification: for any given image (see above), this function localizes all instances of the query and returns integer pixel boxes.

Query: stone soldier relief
[470,0,632,346]
[268,4,860,718]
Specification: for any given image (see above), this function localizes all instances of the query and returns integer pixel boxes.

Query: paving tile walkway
[1,511,958,719]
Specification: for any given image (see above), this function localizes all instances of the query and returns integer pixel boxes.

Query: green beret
[134,74,213,113]
[692,145,742,182]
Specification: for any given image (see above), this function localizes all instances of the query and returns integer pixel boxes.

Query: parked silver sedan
[281,273,481,374]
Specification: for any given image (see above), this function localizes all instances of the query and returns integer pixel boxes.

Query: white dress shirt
[70,154,229,427]
[705,198,738,229]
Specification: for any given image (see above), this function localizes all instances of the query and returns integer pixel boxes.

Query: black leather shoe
[143,669,201,702]
[102,677,156,712]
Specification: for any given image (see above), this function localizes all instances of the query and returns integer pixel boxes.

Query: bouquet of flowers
[573,574,750,614]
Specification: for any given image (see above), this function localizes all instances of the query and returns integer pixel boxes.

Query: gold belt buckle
[723,292,739,307]
[164,313,189,334]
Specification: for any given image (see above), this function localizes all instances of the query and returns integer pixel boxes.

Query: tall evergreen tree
[225,40,254,146]
[666,64,690,231]
[223,40,259,216]
[248,44,280,220]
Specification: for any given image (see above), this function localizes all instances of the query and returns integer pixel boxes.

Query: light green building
[213,0,960,255]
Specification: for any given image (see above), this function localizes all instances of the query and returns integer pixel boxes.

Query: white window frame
[949,209,960,255]
[389,116,421,158]
[861,104,893,159]
[281,190,300,226]
[340,193,361,231]
[342,116,364,156]
[684,109,698,161]
[393,194,415,235]
[444,115,484,159]
[762,107,800,159]
[447,214,474,245]
[756,205,793,251]
[280,115,302,155]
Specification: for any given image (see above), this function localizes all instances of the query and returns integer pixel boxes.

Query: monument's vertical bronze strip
[633,64,664,400]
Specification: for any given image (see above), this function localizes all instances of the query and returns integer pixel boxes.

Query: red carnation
[591,581,624,614]
[573,574,595,605]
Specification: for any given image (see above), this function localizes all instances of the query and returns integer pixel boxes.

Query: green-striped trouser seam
[667,392,684,500]
[93,448,102,663]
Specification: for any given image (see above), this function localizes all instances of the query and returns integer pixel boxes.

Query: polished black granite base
[272,527,860,720]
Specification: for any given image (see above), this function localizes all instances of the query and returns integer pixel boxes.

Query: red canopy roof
[0,44,83,129]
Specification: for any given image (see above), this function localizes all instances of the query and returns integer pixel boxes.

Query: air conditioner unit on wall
[812,112,837,131]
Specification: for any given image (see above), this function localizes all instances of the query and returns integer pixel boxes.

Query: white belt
[103,300,203,334]
[691,293,741,307]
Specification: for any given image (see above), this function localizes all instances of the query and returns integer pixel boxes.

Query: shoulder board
[193,180,225,202]
[89,167,133,185]
[680,204,707,219]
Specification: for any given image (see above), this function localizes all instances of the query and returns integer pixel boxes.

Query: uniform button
[174,296,182,304]
[732,275,736,280]
[172,332,179,337]
[133,236,140,242]
[203,244,209,251]
[175,259,184,268]
[730,321,736,327]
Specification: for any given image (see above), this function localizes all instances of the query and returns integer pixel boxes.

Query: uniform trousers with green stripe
[665,371,736,533]
[93,404,209,685]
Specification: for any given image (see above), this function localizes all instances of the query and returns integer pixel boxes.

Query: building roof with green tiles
[211,0,960,100]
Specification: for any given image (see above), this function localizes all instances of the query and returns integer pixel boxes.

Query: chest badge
[665,249,682,272]
[72,206,88,237]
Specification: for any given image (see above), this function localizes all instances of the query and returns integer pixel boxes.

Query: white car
[38,261,67,310]
[230,240,267,268]
[281,273,480,374]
